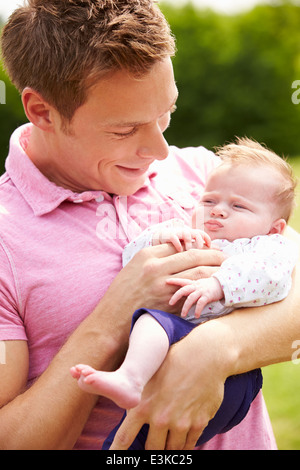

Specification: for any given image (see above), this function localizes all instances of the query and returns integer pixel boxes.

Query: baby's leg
[70,314,169,409]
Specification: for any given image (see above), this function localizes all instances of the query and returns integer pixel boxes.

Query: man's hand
[109,322,228,450]
[126,243,225,313]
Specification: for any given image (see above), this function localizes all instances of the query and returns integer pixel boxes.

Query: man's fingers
[144,425,169,450]
[174,266,220,281]
[157,248,225,274]
[183,427,205,450]
[166,278,194,286]
[109,412,143,450]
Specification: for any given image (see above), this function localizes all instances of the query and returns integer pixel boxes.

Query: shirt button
[96,195,104,203]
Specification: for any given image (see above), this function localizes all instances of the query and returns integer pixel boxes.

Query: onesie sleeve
[213,235,298,309]
[122,218,186,266]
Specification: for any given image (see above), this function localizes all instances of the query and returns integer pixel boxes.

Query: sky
[0,0,287,21]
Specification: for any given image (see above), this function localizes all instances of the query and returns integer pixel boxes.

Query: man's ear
[22,87,55,132]
[268,218,287,235]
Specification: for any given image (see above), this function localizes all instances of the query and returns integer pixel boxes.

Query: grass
[288,157,300,233]
[262,362,300,450]
[261,157,300,450]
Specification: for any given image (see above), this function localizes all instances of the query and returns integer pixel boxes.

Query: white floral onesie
[123,219,298,325]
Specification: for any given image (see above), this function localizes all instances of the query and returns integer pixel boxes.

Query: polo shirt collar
[5,124,157,216]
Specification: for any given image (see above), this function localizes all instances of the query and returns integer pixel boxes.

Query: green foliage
[1,3,300,450]
[263,362,300,450]
[1,1,300,172]
[0,69,27,175]
[161,1,300,158]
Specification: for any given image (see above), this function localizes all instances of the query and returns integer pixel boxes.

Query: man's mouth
[116,165,149,178]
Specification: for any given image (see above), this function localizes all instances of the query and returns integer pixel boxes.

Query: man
[0,0,299,450]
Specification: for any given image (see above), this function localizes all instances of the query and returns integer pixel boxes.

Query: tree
[1,1,300,176]
[161,1,300,158]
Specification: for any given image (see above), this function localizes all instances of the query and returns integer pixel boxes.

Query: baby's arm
[152,225,211,252]
[167,234,298,318]
[213,235,298,309]
[122,219,211,266]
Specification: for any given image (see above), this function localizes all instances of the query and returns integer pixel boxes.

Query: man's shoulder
[151,145,220,191]
[0,171,22,206]
[168,144,218,166]
[0,171,10,186]
[0,172,31,237]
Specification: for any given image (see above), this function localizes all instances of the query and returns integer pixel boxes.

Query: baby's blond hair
[215,137,297,222]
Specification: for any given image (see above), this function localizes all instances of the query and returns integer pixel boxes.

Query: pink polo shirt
[0,124,276,450]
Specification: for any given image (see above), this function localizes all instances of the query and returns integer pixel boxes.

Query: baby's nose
[211,204,227,218]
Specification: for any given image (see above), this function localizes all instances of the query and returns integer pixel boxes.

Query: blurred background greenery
[1,0,300,450]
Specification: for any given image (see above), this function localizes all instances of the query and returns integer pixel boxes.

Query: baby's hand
[152,226,211,252]
[167,276,224,318]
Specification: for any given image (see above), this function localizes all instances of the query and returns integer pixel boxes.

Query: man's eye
[114,128,138,138]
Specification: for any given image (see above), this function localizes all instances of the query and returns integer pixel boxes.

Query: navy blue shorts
[102,308,262,450]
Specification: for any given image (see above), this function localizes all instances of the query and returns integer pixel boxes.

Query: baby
[71,137,298,449]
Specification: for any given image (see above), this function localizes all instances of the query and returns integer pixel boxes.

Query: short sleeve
[0,240,27,341]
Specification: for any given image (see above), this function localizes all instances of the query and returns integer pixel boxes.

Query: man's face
[49,58,178,195]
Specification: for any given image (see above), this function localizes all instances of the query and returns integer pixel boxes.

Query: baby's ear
[268,218,286,235]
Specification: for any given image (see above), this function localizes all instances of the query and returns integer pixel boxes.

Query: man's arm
[0,244,224,449]
[0,292,130,450]
[110,227,300,450]
[224,226,300,372]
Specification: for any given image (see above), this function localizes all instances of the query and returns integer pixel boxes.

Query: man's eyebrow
[104,92,179,129]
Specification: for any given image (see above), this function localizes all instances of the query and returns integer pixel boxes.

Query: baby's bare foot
[70,364,143,409]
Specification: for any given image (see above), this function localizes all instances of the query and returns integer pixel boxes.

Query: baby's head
[193,137,297,241]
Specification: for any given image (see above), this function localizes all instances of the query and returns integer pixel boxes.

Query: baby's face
[193,163,283,241]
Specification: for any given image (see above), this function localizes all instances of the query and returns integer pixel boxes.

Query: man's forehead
[103,91,179,129]
[84,58,178,123]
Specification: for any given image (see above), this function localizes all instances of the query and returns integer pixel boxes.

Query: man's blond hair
[1,0,175,121]
[215,137,297,222]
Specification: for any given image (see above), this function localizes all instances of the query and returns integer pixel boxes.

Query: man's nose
[137,124,169,161]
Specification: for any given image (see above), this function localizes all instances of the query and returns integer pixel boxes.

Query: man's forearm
[186,263,300,379]
[187,226,300,376]
[0,291,132,450]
